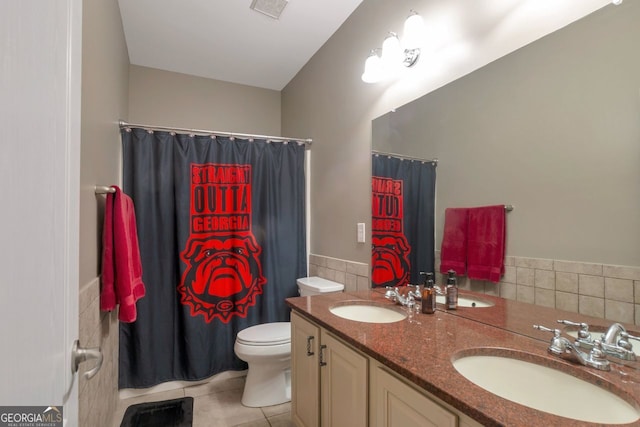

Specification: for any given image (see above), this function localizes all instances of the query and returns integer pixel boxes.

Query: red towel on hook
[439,208,469,275]
[100,185,146,322]
[466,205,506,283]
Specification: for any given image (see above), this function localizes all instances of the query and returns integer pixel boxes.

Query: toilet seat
[236,322,291,346]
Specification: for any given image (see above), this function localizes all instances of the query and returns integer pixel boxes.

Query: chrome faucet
[603,323,626,345]
[558,320,637,362]
[385,286,419,309]
[534,325,610,371]
[601,323,639,361]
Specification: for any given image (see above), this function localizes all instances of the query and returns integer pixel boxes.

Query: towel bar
[95,186,115,194]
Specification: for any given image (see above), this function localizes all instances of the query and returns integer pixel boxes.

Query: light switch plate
[357,223,366,243]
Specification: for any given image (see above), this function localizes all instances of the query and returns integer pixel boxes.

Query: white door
[0,0,81,425]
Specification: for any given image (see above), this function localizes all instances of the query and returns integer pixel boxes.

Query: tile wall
[308,254,370,293]
[309,253,640,326]
[78,278,119,427]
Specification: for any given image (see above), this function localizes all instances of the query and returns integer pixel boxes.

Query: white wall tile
[605,300,634,324]
[346,261,369,277]
[579,295,605,318]
[556,292,578,313]
[326,257,347,272]
[535,288,555,308]
[603,265,640,281]
[484,283,500,297]
[502,266,517,284]
[515,257,553,270]
[579,275,604,298]
[308,264,318,277]
[499,282,517,300]
[356,275,370,291]
[554,260,603,276]
[604,277,634,302]
[534,269,555,290]
[555,272,578,293]
[516,267,534,286]
[309,254,327,267]
[516,285,535,304]
[333,270,346,285]
[344,273,357,292]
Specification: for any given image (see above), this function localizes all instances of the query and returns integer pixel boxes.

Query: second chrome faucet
[534,324,611,371]
[558,319,638,362]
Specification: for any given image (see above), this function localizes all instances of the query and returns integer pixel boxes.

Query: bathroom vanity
[286,290,640,427]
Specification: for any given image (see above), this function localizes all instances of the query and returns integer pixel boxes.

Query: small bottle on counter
[420,272,436,314]
[445,270,458,310]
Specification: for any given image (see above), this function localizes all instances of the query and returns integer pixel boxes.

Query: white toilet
[234,276,344,407]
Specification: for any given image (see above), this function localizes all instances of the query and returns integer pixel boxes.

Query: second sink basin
[329,302,407,323]
[435,295,494,308]
[452,349,639,424]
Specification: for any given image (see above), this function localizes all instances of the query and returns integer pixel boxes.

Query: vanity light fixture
[362,11,426,83]
[612,0,623,4]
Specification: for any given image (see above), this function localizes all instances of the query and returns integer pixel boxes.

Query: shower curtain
[119,128,307,389]
[372,154,436,287]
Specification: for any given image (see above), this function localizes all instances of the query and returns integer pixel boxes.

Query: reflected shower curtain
[372,154,436,287]
[119,128,306,389]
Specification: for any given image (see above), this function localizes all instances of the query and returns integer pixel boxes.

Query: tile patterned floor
[112,375,293,427]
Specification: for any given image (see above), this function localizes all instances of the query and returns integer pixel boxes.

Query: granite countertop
[286,289,640,427]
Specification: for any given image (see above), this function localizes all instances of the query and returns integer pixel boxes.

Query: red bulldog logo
[371,176,411,287]
[178,163,266,323]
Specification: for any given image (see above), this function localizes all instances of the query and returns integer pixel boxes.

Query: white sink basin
[329,304,407,323]
[435,295,494,308]
[453,351,639,424]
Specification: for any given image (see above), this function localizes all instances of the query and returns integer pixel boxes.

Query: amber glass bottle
[421,272,436,314]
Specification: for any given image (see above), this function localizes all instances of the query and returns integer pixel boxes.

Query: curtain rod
[118,120,313,145]
[372,150,438,164]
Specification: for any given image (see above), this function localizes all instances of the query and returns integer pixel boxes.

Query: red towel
[100,185,146,322]
[466,205,506,283]
[439,208,469,275]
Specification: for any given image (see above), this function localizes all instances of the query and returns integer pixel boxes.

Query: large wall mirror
[371,1,640,296]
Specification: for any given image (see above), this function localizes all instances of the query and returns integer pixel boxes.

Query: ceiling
[118,0,363,91]
[118,0,613,92]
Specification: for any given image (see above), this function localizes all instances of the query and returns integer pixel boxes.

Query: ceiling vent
[250,0,289,20]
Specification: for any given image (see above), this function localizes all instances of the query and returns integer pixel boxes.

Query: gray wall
[282,0,637,267]
[79,0,130,424]
[128,65,281,135]
[372,4,640,266]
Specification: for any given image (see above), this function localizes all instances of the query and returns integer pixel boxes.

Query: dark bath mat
[120,397,194,427]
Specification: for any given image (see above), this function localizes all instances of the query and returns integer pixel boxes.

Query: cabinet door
[320,330,368,427]
[291,311,321,427]
[370,363,458,427]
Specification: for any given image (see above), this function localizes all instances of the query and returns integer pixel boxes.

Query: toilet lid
[236,322,291,346]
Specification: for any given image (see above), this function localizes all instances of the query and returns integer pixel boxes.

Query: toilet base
[241,365,291,407]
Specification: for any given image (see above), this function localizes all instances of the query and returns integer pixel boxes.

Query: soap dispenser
[420,272,436,314]
[445,270,458,310]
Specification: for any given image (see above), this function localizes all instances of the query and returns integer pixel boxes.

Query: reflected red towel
[440,208,469,275]
[466,205,506,283]
[100,186,146,322]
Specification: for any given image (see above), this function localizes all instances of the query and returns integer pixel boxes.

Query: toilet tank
[297,276,344,296]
